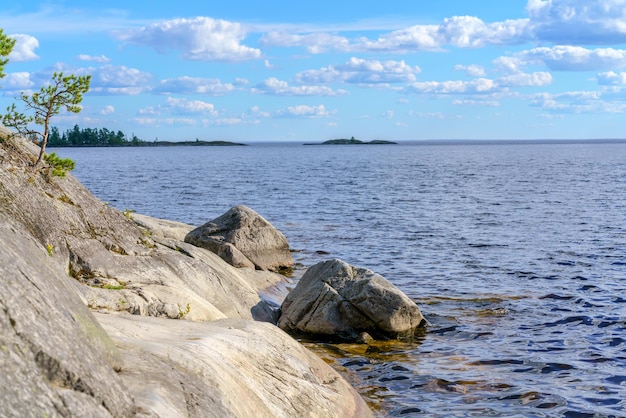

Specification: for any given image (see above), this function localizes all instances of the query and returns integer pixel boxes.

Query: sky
[2,0,626,142]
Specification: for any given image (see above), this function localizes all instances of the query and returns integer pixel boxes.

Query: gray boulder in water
[185,205,294,272]
[279,259,426,341]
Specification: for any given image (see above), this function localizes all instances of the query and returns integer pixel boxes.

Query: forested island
[48,125,246,147]
[304,137,397,145]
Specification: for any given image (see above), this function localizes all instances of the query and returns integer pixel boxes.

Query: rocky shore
[0,128,424,417]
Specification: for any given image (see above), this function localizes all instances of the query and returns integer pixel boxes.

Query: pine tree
[2,72,91,168]
[0,28,15,79]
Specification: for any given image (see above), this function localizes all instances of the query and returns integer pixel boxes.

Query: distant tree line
[48,125,146,147]
[47,125,246,147]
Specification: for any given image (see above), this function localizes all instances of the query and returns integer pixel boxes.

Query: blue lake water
[54,142,626,417]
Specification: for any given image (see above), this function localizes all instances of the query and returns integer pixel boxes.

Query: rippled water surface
[56,142,626,417]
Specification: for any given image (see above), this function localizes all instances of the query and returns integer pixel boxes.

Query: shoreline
[0,131,375,417]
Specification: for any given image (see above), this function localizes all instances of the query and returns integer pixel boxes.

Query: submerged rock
[185,205,294,272]
[279,259,426,341]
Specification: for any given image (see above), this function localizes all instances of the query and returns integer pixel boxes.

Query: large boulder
[279,259,426,341]
[185,205,294,272]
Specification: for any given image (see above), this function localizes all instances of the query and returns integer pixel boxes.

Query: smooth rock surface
[185,205,294,271]
[97,312,373,418]
[279,259,426,341]
[0,218,134,417]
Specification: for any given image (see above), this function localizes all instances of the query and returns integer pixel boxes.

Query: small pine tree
[2,72,91,168]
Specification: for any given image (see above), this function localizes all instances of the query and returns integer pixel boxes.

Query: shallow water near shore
[55,141,626,417]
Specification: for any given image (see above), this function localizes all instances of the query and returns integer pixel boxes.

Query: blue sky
[2,1,626,142]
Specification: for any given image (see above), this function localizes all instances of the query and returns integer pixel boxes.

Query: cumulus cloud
[100,105,115,115]
[275,104,334,118]
[134,117,198,127]
[259,32,350,53]
[78,54,111,63]
[81,64,152,95]
[115,17,261,61]
[435,16,531,48]
[453,99,501,107]
[8,34,39,61]
[454,64,486,77]
[164,97,218,115]
[263,16,530,54]
[295,57,421,85]
[251,78,347,96]
[409,111,447,119]
[495,45,626,72]
[530,89,626,113]
[497,71,553,87]
[527,0,626,44]
[138,97,219,118]
[353,24,440,52]
[0,71,33,91]
[597,70,626,85]
[249,105,271,118]
[403,78,499,95]
[154,76,235,95]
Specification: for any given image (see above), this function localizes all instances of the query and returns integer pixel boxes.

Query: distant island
[304,137,398,145]
[47,125,246,147]
[142,140,246,147]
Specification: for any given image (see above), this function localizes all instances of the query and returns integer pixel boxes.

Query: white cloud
[454,64,486,77]
[82,64,152,95]
[78,54,111,63]
[436,16,531,48]
[354,24,440,52]
[527,0,626,44]
[100,105,115,115]
[409,111,446,119]
[296,57,421,85]
[115,17,261,61]
[452,99,501,107]
[164,97,218,116]
[251,78,346,96]
[8,34,39,62]
[0,72,33,91]
[138,97,218,117]
[495,45,626,72]
[498,71,553,87]
[530,89,626,113]
[403,78,499,95]
[275,104,334,118]
[383,110,394,119]
[260,15,529,55]
[249,106,271,118]
[597,70,626,85]
[260,32,350,53]
[154,76,235,95]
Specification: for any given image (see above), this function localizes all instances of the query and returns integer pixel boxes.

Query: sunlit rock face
[185,205,294,272]
[279,259,426,341]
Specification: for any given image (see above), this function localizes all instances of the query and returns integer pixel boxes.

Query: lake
[54,141,626,417]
